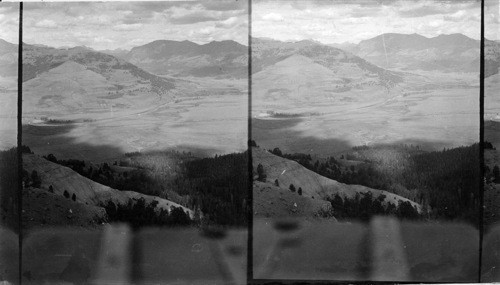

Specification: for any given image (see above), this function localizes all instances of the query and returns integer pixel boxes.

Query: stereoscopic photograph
[251,0,486,282]
[0,0,499,284]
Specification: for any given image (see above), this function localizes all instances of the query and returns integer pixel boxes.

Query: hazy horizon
[2,30,492,53]
[0,1,248,50]
[253,32,493,46]
[252,0,486,44]
[11,38,249,51]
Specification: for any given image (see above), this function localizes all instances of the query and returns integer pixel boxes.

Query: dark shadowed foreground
[1,217,497,284]
[18,224,247,284]
[253,217,485,283]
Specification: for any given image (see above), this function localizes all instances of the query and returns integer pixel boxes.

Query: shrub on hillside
[256,163,266,182]
[31,170,41,188]
[493,165,500,183]
[327,193,420,222]
[103,198,192,228]
[21,145,33,154]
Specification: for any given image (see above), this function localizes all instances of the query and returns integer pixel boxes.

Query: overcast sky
[253,0,495,44]
[1,1,248,50]
[485,0,499,40]
[1,0,498,48]
[0,3,19,44]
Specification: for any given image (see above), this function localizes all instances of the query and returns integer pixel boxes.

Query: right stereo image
[251,0,498,282]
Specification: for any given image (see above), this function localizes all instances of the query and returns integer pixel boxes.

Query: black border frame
[10,0,492,283]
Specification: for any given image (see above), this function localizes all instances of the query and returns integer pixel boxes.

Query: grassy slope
[22,187,106,231]
[484,121,500,229]
[22,154,193,219]
[253,181,333,220]
[484,71,500,229]
[253,147,420,210]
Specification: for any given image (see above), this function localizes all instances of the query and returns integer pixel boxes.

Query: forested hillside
[38,148,248,227]
[268,143,480,224]
[0,148,18,232]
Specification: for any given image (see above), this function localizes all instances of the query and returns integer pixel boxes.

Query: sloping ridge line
[23,154,194,217]
[253,147,421,211]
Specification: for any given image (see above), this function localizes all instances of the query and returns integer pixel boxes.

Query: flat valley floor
[253,70,480,155]
[20,77,247,162]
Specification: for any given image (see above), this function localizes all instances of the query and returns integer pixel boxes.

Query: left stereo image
[0,1,249,284]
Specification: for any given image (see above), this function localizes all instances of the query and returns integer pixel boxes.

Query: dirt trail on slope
[253,147,420,210]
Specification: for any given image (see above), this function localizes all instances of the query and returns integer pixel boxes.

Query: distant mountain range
[252,37,404,87]
[18,43,177,115]
[1,32,498,89]
[22,44,174,89]
[99,48,129,59]
[101,40,248,79]
[0,38,251,117]
[1,39,249,80]
[249,34,497,116]
[124,40,248,78]
[335,33,499,76]
[251,37,405,108]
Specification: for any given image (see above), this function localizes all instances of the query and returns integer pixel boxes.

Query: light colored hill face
[22,44,178,116]
[252,54,344,104]
[0,39,18,77]
[20,41,248,159]
[485,40,500,77]
[21,77,247,162]
[125,40,248,78]
[252,147,420,210]
[0,89,16,150]
[253,181,333,219]
[252,37,406,115]
[23,60,161,116]
[22,44,175,88]
[0,40,17,150]
[252,36,479,154]
[256,53,339,78]
[485,73,500,121]
[252,37,402,87]
[22,154,193,217]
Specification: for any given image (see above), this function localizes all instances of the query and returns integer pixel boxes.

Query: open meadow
[22,77,247,162]
[0,75,17,150]
[252,70,479,155]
